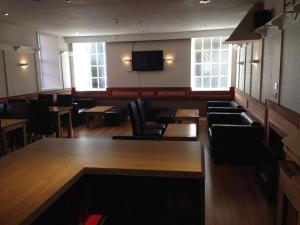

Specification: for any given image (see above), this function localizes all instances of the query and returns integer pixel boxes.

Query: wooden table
[0,119,27,154]
[49,106,73,138]
[175,109,199,134]
[84,106,113,127]
[0,139,204,225]
[163,123,197,141]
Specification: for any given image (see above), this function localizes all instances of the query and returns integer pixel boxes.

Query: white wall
[0,22,71,98]
[106,40,191,88]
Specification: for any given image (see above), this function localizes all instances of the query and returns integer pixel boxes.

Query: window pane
[99,78,106,89]
[195,51,202,63]
[211,77,219,88]
[90,54,97,65]
[221,37,229,49]
[221,50,229,62]
[203,38,211,50]
[203,64,210,76]
[195,64,202,76]
[203,77,210,88]
[212,37,220,49]
[97,54,105,65]
[98,67,106,77]
[91,67,97,77]
[220,64,228,75]
[212,50,219,62]
[220,76,228,88]
[195,77,202,88]
[92,78,98,88]
[194,39,202,50]
[97,43,104,53]
[203,51,211,63]
[212,64,219,76]
[90,43,97,54]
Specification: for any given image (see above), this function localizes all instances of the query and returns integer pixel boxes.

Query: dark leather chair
[30,100,55,138]
[135,98,165,130]
[128,101,162,138]
[56,94,73,107]
[0,102,7,118]
[38,94,54,106]
[207,100,245,113]
[72,98,96,126]
[208,112,264,164]
[9,101,30,119]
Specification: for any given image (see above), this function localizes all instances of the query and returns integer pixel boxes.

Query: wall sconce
[19,62,30,68]
[250,59,261,64]
[164,57,174,64]
[122,57,132,64]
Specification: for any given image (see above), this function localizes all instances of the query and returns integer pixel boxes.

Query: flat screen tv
[132,50,163,71]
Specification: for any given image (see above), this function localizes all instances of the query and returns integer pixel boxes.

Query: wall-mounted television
[132,50,163,71]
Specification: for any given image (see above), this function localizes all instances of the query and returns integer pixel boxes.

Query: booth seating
[207,112,264,164]
[207,100,245,114]
[103,108,128,126]
[73,98,96,125]
[128,101,163,139]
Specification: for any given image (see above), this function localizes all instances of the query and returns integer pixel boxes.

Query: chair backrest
[0,102,8,119]
[57,94,73,107]
[9,102,30,119]
[128,101,143,135]
[8,98,27,104]
[38,94,54,106]
[30,100,50,132]
[135,98,147,125]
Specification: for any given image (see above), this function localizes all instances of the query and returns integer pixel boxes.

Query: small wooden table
[175,109,199,133]
[84,106,113,127]
[0,119,27,154]
[163,123,197,141]
[49,106,73,138]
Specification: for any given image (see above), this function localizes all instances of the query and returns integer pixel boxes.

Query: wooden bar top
[0,139,204,225]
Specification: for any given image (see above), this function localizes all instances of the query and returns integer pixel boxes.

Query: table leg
[1,130,8,155]
[22,122,27,147]
[55,115,61,138]
[67,111,73,138]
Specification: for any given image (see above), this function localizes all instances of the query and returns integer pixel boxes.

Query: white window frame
[191,37,232,91]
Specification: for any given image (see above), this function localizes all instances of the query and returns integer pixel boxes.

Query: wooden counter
[0,139,204,225]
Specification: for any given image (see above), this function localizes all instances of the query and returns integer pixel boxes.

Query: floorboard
[72,119,275,225]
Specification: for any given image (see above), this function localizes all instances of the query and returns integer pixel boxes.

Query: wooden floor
[73,119,275,225]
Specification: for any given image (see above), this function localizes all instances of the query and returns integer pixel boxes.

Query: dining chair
[38,94,54,106]
[0,102,7,119]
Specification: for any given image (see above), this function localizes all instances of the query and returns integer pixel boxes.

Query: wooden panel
[248,98,267,126]
[157,90,187,97]
[234,88,248,108]
[111,90,139,97]
[141,91,154,97]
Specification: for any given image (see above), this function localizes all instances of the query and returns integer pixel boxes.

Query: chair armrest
[207,113,242,127]
[207,101,231,107]
[207,107,245,113]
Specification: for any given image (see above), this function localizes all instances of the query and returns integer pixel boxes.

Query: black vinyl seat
[38,94,54,106]
[9,101,30,119]
[0,102,8,119]
[135,98,165,130]
[128,101,162,138]
[56,94,73,107]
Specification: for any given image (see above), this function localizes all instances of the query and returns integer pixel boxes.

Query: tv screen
[132,51,163,71]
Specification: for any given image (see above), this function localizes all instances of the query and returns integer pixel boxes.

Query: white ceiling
[0,0,261,37]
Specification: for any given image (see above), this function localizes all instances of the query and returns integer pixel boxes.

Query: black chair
[0,102,8,118]
[38,94,54,106]
[207,100,245,114]
[128,101,162,138]
[9,101,30,119]
[7,98,28,103]
[30,100,55,138]
[56,94,73,107]
[135,98,165,130]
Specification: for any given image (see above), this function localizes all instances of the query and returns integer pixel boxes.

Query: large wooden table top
[175,109,199,119]
[84,106,114,113]
[0,139,204,225]
[0,119,27,128]
[163,123,197,141]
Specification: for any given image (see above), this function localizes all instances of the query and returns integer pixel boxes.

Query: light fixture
[1,11,9,16]
[250,59,260,64]
[164,57,174,64]
[19,62,29,68]
[142,29,149,33]
[66,0,72,3]
[199,0,212,4]
[122,57,132,64]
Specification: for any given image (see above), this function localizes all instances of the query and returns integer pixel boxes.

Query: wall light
[122,57,132,64]
[19,62,30,68]
[164,56,175,64]
[250,59,261,64]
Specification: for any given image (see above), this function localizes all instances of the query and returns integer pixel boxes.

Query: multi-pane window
[73,42,107,91]
[191,37,232,90]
